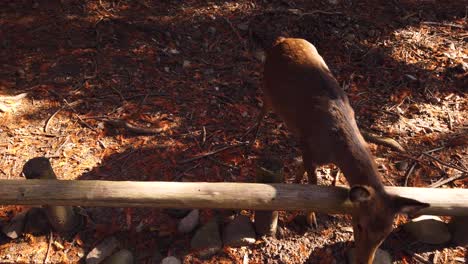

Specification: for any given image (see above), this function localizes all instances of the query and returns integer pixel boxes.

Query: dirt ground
[0,0,466,263]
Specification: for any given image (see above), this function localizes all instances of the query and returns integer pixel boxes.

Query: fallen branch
[430,172,467,188]
[178,143,247,164]
[404,147,445,186]
[422,152,468,174]
[89,117,165,135]
[0,93,28,101]
[361,130,406,152]
[421,21,465,29]
[0,180,467,216]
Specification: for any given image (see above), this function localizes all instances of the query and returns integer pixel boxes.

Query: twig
[61,99,94,130]
[43,231,53,264]
[331,169,341,186]
[448,112,453,130]
[299,10,343,17]
[178,143,247,164]
[421,21,466,29]
[404,157,420,187]
[422,152,468,174]
[207,156,240,170]
[404,147,445,186]
[174,163,201,181]
[411,252,432,264]
[44,108,62,133]
[223,17,246,50]
[202,126,207,146]
[430,172,467,188]
[432,251,439,264]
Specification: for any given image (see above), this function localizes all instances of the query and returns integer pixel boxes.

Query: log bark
[0,180,467,216]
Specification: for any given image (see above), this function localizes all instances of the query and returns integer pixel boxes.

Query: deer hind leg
[301,147,319,228]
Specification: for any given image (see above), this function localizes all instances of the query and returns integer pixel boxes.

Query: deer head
[349,185,429,264]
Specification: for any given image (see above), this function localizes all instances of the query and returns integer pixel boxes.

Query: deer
[260,37,429,264]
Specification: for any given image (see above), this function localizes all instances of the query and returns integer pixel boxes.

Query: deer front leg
[300,148,318,229]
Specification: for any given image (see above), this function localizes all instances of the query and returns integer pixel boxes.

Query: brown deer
[261,37,429,264]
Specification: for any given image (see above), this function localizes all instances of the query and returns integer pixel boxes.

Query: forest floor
[0,0,466,263]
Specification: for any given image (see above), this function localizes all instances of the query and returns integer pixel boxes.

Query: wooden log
[0,180,467,216]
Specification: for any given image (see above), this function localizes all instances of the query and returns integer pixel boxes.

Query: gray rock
[403,215,451,245]
[223,215,256,247]
[178,209,199,234]
[347,248,392,264]
[86,236,120,264]
[449,216,468,246]
[2,211,27,239]
[103,249,134,264]
[190,218,222,258]
[161,256,181,264]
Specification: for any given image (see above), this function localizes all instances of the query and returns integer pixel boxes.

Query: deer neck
[336,124,386,193]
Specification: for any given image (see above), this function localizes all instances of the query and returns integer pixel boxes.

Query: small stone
[287,9,301,15]
[182,60,191,68]
[208,27,216,34]
[404,74,418,81]
[2,211,27,239]
[223,215,256,247]
[190,218,222,258]
[395,160,409,171]
[253,50,265,62]
[204,68,214,75]
[86,236,120,264]
[237,23,249,31]
[403,215,451,245]
[161,256,181,264]
[347,248,392,264]
[345,34,355,41]
[178,209,199,234]
[103,249,134,264]
[169,49,180,55]
[135,221,145,233]
[448,216,468,246]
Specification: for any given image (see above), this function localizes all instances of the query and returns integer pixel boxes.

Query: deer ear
[393,196,429,217]
[349,185,372,203]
